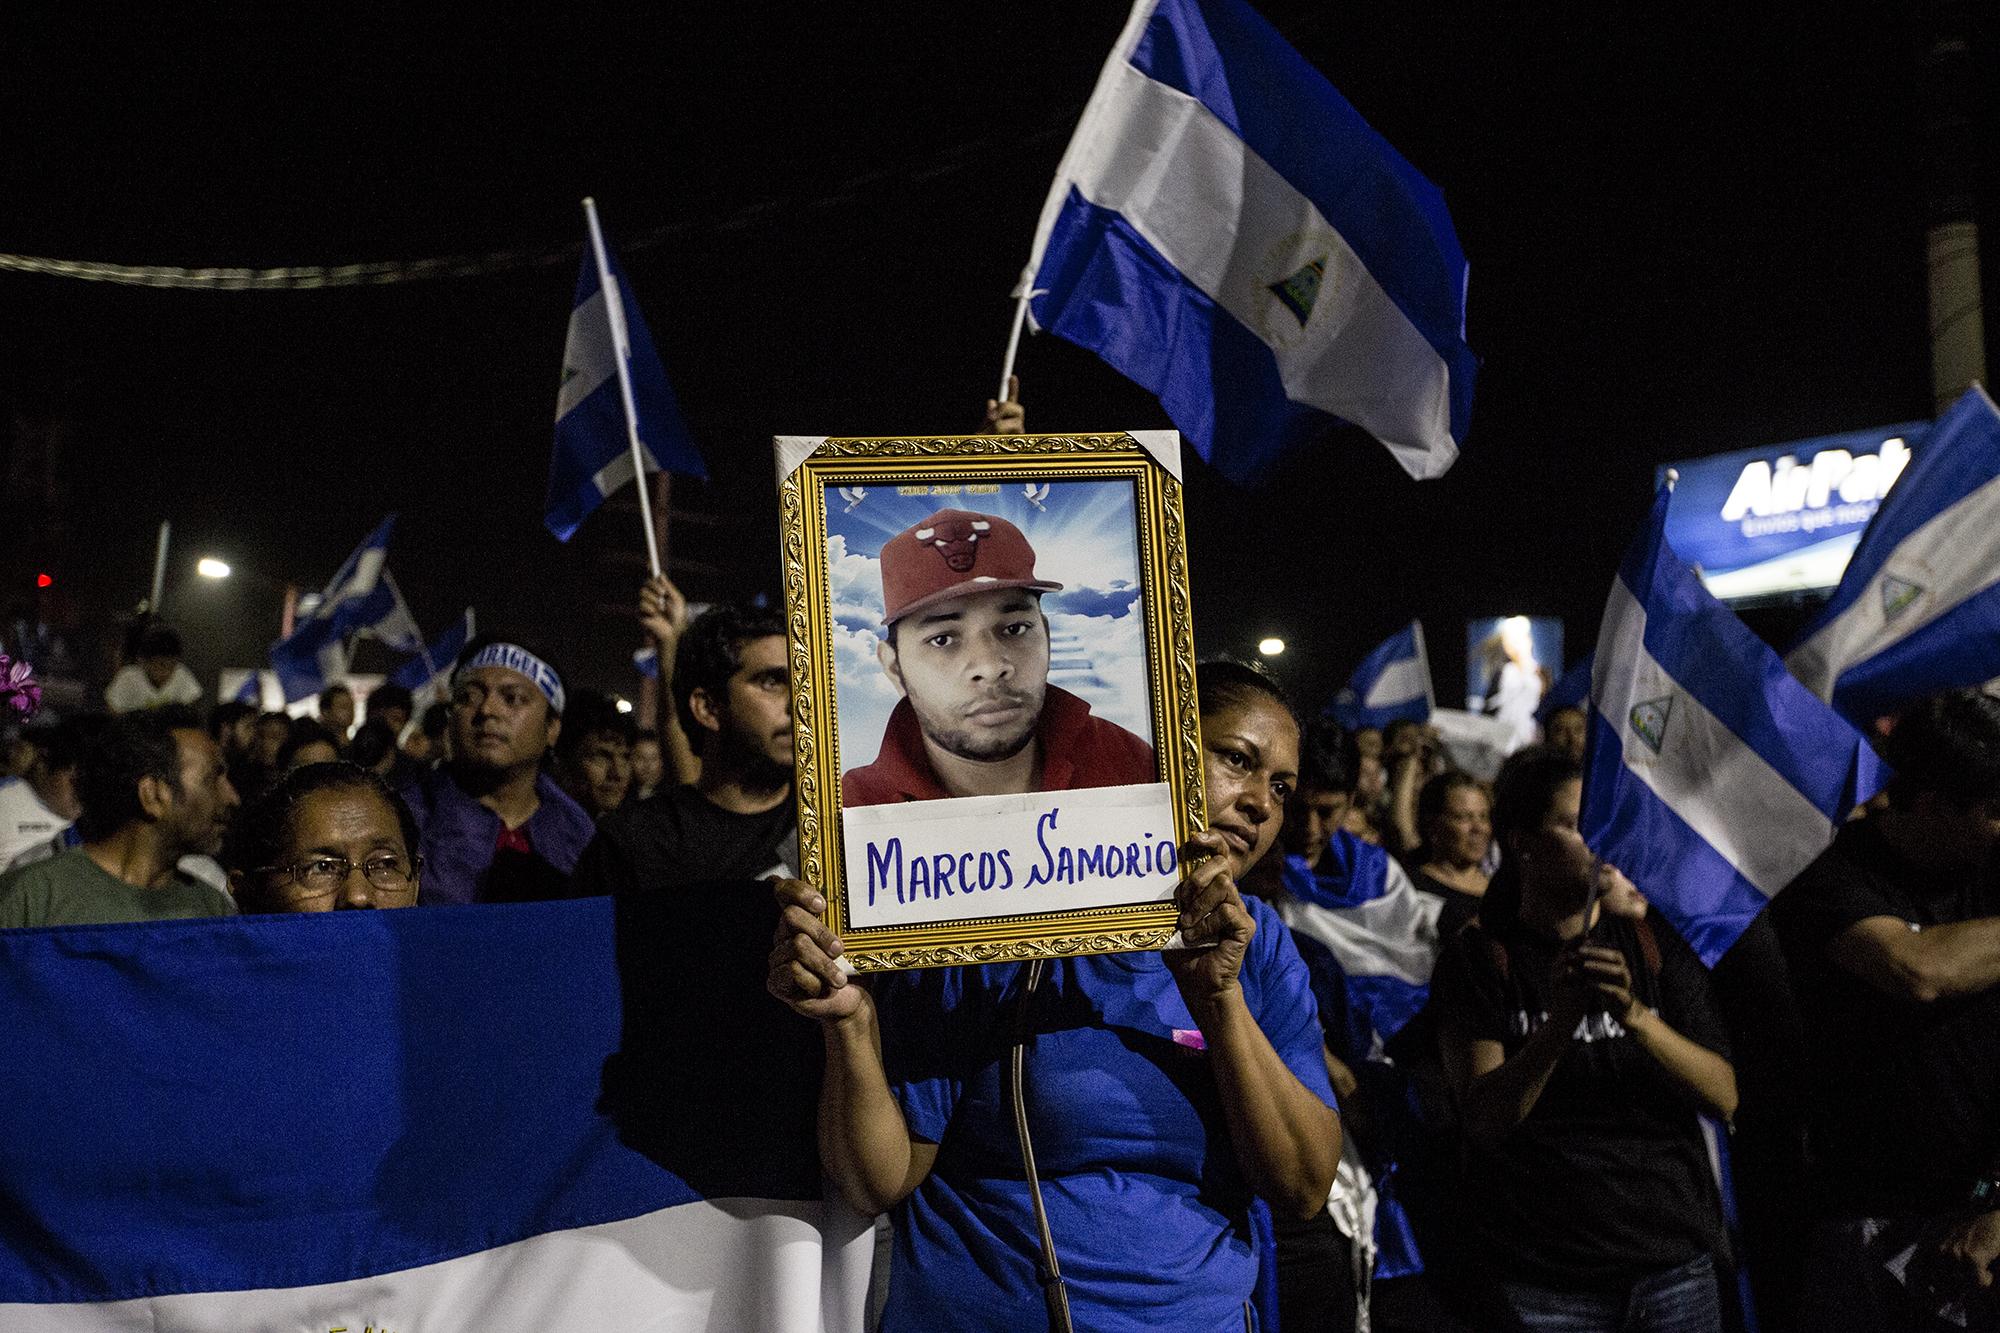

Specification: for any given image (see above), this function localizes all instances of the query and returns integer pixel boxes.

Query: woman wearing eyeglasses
[228,762,423,912]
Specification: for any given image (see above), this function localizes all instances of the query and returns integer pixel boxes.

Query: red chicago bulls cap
[878,508,1064,626]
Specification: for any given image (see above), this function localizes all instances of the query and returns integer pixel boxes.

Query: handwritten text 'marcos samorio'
[839,783,1180,930]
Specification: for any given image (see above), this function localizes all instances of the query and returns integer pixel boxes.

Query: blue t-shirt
[876,894,1336,1332]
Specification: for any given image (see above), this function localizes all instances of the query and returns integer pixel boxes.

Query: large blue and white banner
[0,899,869,1331]
[1786,386,2000,725]
[268,516,418,702]
[547,223,706,542]
[1020,0,1475,485]
[1583,487,1885,964]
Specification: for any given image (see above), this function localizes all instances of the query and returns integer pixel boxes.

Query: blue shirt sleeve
[1244,895,1339,1113]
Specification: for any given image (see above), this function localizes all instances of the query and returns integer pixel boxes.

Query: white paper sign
[841,782,1180,929]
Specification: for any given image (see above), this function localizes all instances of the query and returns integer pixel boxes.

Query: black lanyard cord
[1006,957,1074,1333]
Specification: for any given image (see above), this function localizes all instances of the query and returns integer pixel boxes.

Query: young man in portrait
[841,508,1154,806]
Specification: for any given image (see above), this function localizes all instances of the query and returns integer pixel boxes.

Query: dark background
[1,3,1992,708]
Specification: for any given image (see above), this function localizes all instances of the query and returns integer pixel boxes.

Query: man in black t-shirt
[571,600,796,898]
[1773,689,2000,1328]
[568,600,819,1199]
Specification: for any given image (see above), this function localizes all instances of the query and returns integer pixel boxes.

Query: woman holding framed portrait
[767,661,1339,1332]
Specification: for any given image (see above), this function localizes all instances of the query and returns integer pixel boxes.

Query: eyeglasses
[255,853,422,903]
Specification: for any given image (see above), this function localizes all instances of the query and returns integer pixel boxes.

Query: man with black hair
[356,683,425,788]
[570,600,798,898]
[553,689,637,821]
[567,601,820,1258]
[105,622,202,713]
[209,699,264,801]
[630,727,664,803]
[400,635,593,905]
[0,707,238,926]
[364,683,415,738]
[1774,688,2000,1322]
[403,701,451,769]
[1291,718,1363,870]
[317,684,356,740]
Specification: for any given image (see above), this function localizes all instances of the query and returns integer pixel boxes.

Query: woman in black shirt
[1432,747,1737,1333]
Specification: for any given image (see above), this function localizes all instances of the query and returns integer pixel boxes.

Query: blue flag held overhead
[547,201,706,544]
[1583,486,1886,965]
[1330,622,1433,730]
[267,516,412,702]
[1017,0,1475,486]
[1787,386,2000,725]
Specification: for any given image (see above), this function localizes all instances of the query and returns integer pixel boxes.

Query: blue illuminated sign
[1659,420,1927,601]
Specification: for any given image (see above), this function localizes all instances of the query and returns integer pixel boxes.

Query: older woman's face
[259,787,419,912]
[1201,693,1301,879]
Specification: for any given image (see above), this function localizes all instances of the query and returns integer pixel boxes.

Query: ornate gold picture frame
[775,431,1206,971]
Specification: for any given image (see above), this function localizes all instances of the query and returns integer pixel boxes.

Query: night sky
[2,3,1992,709]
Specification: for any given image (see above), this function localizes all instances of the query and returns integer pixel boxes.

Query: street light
[1258,637,1286,657]
[196,558,232,580]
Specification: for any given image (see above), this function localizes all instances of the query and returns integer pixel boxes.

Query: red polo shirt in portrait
[842,685,1157,806]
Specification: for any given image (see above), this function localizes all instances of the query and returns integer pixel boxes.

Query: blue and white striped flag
[268,516,412,702]
[1787,385,2000,725]
[1584,486,1886,965]
[1276,833,1440,1047]
[547,218,706,542]
[1330,622,1433,731]
[0,900,870,1332]
[1020,0,1475,485]
[390,606,476,711]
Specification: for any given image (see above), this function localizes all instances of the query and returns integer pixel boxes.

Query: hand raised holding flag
[981,374,1025,434]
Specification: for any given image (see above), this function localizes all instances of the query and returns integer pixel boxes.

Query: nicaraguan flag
[547,227,706,541]
[268,516,404,702]
[1330,622,1433,730]
[1583,486,1886,965]
[1535,652,1594,725]
[1786,385,2000,725]
[1020,0,1475,485]
[390,607,477,710]
[0,898,870,1332]
[1275,833,1440,1047]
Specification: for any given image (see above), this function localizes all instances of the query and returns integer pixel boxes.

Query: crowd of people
[3,475,1999,1328]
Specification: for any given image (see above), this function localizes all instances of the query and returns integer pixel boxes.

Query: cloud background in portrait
[824,478,1154,774]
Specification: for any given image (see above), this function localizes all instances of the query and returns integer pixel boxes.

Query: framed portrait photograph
[774,431,1205,971]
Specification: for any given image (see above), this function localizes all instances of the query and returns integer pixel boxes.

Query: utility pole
[1920,0,1989,410]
